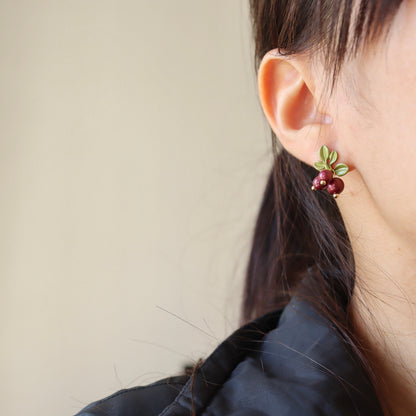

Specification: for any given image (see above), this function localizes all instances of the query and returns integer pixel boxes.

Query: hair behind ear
[240,139,355,325]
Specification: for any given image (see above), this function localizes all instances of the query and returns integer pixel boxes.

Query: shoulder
[74,374,189,416]
[73,297,384,416]
[73,309,282,416]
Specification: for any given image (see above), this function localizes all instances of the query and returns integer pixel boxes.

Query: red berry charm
[327,177,344,198]
[312,176,326,191]
[318,170,333,185]
[311,145,349,198]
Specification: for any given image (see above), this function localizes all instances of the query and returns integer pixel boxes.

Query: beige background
[0,1,271,415]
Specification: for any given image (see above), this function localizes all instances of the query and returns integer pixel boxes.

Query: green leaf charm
[314,161,327,170]
[334,163,349,176]
[319,145,330,163]
[328,150,338,165]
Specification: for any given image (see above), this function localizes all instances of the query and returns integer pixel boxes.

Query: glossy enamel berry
[311,176,326,191]
[327,177,345,198]
[317,170,333,186]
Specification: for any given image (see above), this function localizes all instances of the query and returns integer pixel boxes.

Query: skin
[257,1,416,414]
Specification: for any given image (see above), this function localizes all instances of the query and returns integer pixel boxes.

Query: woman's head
[243,2,411,414]
[244,0,407,321]
[254,0,416,245]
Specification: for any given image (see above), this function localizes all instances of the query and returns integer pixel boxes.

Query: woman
[75,1,415,415]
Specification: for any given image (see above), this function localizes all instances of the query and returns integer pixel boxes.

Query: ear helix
[311,145,349,198]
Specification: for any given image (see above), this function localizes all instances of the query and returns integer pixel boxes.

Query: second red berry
[318,170,333,185]
[327,178,345,197]
[312,176,326,191]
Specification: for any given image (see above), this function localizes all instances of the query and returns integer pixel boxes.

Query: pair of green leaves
[314,145,349,177]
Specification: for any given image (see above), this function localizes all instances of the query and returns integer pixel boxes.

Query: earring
[311,145,349,198]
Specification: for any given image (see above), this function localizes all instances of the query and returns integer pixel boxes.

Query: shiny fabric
[74,295,384,416]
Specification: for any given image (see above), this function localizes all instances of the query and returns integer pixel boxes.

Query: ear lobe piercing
[311,145,349,198]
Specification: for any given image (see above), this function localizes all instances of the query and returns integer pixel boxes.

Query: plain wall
[0,1,272,415]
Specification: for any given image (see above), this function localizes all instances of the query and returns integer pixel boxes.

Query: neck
[336,171,416,415]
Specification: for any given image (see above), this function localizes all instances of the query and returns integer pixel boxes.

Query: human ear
[257,49,334,167]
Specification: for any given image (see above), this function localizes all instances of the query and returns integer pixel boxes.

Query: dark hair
[241,1,403,414]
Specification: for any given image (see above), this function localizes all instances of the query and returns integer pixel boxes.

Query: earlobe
[257,49,333,166]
